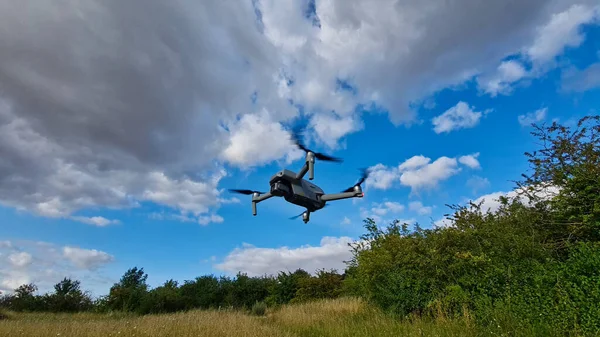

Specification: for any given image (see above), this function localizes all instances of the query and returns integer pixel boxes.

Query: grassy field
[0,297,532,337]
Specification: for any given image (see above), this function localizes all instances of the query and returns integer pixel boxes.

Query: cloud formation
[366,153,480,192]
[214,236,355,276]
[0,240,114,294]
[518,108,548,127]
[432,102,488,134]
[0,0,597,224]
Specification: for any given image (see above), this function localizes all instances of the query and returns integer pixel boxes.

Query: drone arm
[320,191,363,202]
[251,192,274,216]
[295,152,315,180]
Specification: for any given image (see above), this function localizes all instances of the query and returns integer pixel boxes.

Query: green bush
[250,301,267,316]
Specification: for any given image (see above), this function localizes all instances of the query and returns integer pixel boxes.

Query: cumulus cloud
[359,201,409,224]
[477,60,528,96]
[309,113,363,149]
[0,240,114,294]
[458,153,481,169]
[70,216,120,227]
[477,3,600,95]
[518,108,548,127]
[525,4,599,64]
[62,246,115,270]
[0,0,597,224]
[221,110,304,167]
[8,252,33,268]
[408,201,433,216]
[432,102,488,134]
[367,153,480,192]
[214,236,355,276]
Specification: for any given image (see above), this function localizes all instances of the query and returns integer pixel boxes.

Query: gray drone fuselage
[269,169,326,212]
[245,150,365,223]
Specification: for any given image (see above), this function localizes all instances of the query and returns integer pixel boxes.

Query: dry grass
[0,297,477,337]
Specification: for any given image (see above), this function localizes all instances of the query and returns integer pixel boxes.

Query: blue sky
[1,1,599,297]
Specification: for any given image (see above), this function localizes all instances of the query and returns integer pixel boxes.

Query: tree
[518,115,600,248]
[107,267,149,312]
[266,269,310,305]
[139,279,185,314]
[48,278,93,312]
[9,283,40,312]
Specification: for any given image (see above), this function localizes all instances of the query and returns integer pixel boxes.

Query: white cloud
[433,217,453,228]
[62,246,114,270]
[367,153,481,192]
[408,201,433,216]
[518,108,548,127]
[221,111,304,167]
[8,252,33,268]
[198,214,225,226]
[478,60,528,96]
[476,3,600,96]
[432,102,487,134]
[365,164,402,190]
[0,240,114,294]
[360,201,406,224]
[458,153,481,169]
[70,216,120,227]
[214,236,355,276]
[0,0,596,225]
[399,156,461,191]
[309,113,363,149]
[526,4,599,64]
[340,216,351,226]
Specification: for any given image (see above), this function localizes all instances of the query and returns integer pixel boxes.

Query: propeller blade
[228,189,265,195]
[291,129,343,163]
[289,211,305,220]
[314,152,343,162]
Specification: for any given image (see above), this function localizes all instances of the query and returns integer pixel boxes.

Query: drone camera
[271,181,291,197]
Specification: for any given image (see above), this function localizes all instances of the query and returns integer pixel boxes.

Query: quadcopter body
[229,131,368,223]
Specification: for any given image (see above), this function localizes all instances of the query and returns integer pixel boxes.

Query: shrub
[251,301,267,316]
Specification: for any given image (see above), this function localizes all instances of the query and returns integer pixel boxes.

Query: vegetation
[1,115,599,336]
[0,297,479,337]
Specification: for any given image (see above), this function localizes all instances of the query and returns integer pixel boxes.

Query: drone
[228,130,370,223]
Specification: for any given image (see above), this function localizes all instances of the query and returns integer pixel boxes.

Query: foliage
[265,269,310,306]
[293,269,344,303]
[106,267,149,313]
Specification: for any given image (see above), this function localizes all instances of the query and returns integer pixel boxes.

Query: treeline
[0,267,348,315]
[1,116,599,335]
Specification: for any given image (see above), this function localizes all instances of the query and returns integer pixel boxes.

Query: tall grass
[0,297,480,337]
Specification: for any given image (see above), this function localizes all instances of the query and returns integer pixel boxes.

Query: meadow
[0,297,527,337]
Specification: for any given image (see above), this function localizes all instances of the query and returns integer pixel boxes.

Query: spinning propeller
[228,189,266,195]
[341,168,371,193]
[291,130,343,163]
